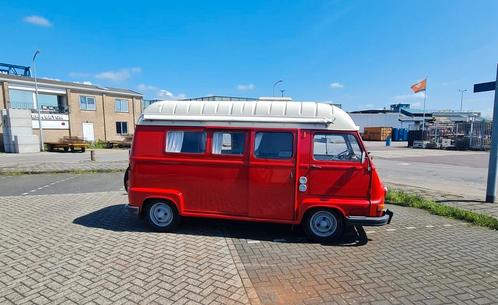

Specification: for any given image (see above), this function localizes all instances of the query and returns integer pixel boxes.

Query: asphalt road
[0,173,124,196]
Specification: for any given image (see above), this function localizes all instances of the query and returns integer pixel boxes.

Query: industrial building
[350,103,482,132]
[0,66,143,151]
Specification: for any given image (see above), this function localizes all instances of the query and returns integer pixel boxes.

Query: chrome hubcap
[150,202,173,227]
[310,211,337,237]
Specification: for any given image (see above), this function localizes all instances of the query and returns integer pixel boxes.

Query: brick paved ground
[1,191,497,304]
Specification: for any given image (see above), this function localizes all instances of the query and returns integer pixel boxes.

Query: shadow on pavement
[73,204,368,246]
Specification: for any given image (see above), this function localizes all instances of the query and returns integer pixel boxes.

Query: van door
[204,130,249,216]
[307,132,371,214]
[248,130,296,220]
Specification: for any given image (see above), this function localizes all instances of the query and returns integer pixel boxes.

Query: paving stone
[1,191,497,304]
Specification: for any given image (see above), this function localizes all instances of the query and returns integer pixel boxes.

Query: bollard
[385,136,391,147]
[90,150,96,161]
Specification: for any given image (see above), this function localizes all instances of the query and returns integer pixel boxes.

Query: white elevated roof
[139,100,359,131]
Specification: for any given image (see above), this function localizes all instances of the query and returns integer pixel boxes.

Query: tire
[123,166,130,192]
[144,201,181,232]
[63,147,69,152]
[303,209,344,243]
[81,147,86,153]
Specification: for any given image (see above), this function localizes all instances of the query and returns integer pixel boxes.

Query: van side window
[313,133,362,161]
[212,132,246,155]
[254,132,293,159]
[166,131,206,153]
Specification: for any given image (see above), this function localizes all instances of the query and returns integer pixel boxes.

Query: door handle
[290,171,294,179]
[310,164,322,169]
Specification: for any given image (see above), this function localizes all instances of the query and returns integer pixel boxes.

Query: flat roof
[139,100,359,131]
[0,73,143,97]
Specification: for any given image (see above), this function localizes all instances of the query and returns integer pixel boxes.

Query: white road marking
[425,225,435,228]
[386,228,396,232]
[406,226,416,230]
[22,192,29,195]
[365,230,376,234]
[399,162,411,166]
[247,240,261,244]
[443,224,453,227]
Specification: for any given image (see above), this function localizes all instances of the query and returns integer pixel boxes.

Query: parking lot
[1,171,497,304]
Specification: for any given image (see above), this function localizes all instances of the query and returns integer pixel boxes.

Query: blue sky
[2,0,498,116]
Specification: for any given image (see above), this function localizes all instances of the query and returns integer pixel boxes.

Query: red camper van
[127,100,392,242]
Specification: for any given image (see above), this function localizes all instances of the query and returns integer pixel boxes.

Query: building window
[116,121,128,135]
[80,96,96,111]
[165,131,206,153]
[9,89,34,109]
[212,131,246,155]
[254,132,293,159]
[313,133,362,162]
[115,99,129,113]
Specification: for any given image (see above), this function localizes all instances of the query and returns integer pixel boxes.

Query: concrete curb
[0,168,126,176]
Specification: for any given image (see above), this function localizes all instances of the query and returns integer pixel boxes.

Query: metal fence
[408,121,492,150]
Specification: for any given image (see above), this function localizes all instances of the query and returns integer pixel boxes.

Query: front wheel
[144,201,181,232]
[303,209,343,243]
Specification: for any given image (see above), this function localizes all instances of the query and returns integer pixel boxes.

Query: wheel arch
[142,196,180,216]
[298,204,346,224]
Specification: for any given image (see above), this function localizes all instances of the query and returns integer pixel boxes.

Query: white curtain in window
[255,133,263,151]
[166,131,184,152]
[212,132,224,154]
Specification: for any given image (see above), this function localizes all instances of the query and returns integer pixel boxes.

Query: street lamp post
[272,80,283,97]
[33,50,44,152]
[459,89,467,112]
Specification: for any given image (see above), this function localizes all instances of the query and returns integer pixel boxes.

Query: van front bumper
[347,209,393,226]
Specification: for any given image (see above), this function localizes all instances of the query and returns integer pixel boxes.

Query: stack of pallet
[362,127,392,141]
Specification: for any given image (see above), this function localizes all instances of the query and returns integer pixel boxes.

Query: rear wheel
[123,166,130,192]
[144,201,181,232]
[303,209,343,243]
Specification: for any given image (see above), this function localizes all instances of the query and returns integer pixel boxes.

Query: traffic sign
[474,81,496,93]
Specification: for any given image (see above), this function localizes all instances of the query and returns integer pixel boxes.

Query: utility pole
[459,89,467,112]
[474,63,498,202]
[32,50,44,152]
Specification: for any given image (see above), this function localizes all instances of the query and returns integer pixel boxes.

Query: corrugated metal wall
[349,113,414,132]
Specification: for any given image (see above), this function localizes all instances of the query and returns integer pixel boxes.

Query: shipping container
[362,127,392,141]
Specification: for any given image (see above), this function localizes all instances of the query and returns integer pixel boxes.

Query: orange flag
[411,79,427,93]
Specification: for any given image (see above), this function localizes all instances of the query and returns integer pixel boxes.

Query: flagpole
[421,77,427,140]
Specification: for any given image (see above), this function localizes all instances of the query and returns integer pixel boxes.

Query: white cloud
[23,15,52,27]
[82,81,93,85]
[329,82,344,89]
[95,67,142,82]
[41,77,61,81]
[237,83,255,91]
[392,92,427,109]
[392,92,427,102]
[358,104,374,110]
[69,72,91,78]
[137,83,158,91]
[136,83,186,100]
[157,89,186,100]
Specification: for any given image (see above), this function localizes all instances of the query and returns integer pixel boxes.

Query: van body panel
[128,122,389,225]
